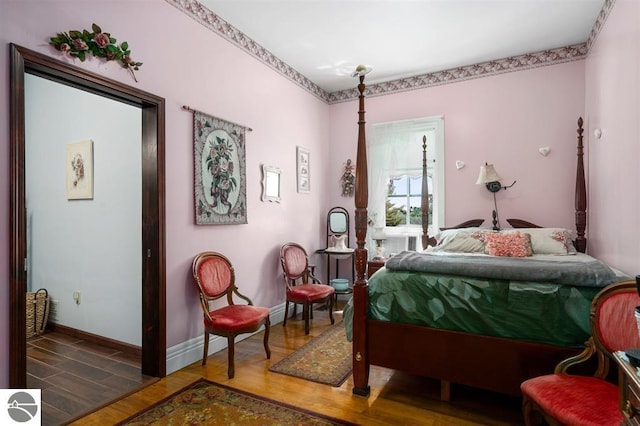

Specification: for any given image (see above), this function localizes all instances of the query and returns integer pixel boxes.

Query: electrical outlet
[73,291,81,305]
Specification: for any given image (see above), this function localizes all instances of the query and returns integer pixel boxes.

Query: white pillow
[503,228,575,255]
[431,227,495,253]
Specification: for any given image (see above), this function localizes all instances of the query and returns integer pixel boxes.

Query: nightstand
[615,351,640,425]
[367,258,386,279]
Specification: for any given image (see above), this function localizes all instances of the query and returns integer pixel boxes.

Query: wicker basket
[26,288,49,338]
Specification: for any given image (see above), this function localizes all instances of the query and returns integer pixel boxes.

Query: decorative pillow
[484,231,533,257]
[431,227,493,253]
[506,228,575,255]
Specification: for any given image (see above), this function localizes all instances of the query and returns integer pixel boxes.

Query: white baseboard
[165,303,286,375]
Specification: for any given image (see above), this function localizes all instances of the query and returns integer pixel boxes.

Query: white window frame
[368,116,444,253]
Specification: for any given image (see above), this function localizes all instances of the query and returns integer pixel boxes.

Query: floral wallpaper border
[166,0,614,104]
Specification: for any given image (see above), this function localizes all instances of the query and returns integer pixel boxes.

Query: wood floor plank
[47,372,118,403]
[26,346,68,365]
[55,358,114,382]
[62,348,120,369]
[100,360,144,381]
[26,357,62,379]
[73,340,121,357]
[30,336,78,354]
[26,373,53,390]
[43,386,93,416]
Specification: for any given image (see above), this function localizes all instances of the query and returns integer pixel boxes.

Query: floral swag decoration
[49,23,142,82]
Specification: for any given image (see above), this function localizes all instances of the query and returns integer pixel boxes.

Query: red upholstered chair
[521,279,640,425]
[192,251,271,378]
[280,242,335,334]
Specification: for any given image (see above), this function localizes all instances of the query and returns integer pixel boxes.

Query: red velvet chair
[521,279,640,425]
[192,251,271,378]
[280,242,335,334]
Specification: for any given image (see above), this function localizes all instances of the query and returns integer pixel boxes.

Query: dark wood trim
[505,218,543,229]
[352,72,370,397]
[421,136,437,248]
[9,43,27,388]
[575,117,587,253]
[440,219,485,230]
[9,44,166,387]
[47,323,141,357]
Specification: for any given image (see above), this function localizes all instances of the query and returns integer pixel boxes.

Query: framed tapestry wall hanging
[193,110,248,225]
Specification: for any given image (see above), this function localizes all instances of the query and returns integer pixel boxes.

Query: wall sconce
[476,163,516,230]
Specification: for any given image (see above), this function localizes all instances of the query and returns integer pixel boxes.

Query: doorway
[9,44,166,386]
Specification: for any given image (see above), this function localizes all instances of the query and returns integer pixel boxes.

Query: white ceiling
[199,0,604,93]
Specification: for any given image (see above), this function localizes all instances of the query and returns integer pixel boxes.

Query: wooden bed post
[352,67,370,397]
[421,136,436,249]
[575,117,587,253]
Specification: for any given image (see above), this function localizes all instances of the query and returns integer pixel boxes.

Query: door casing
[9,44,166,386]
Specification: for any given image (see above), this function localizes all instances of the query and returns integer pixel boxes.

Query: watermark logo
[0,389,41,424]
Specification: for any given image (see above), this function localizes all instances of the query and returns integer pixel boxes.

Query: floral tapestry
[193,110,247,225]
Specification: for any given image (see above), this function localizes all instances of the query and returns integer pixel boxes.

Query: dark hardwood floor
[27,331,156,426]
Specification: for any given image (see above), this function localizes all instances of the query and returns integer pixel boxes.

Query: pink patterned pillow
[485,231,533,257]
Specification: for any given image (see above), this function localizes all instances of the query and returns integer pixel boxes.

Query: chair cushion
[287,283,335,303]
[521,374,622,426]
[205,305,270,333]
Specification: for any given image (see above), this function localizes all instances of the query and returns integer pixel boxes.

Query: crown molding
[167,0,612,105]
[586,0,616,50]
[327,44,587,104]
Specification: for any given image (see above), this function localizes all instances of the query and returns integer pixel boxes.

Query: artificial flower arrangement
[49,23,142,81]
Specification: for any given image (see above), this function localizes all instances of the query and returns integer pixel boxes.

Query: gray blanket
[384,251,621,288]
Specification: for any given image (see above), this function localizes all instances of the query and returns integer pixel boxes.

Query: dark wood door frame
[9,44,166,386]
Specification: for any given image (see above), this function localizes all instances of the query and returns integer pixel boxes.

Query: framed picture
[261,164,281,203]
[193,110,247,225]
[65,140,94,200]
[296,146,310,193]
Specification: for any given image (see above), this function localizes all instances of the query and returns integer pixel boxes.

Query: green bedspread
[345,267,616,348]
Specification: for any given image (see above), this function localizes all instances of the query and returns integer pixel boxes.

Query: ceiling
[199,0,605,93]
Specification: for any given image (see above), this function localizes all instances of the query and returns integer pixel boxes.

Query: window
[368,117,444,255]
[386,175,431,227]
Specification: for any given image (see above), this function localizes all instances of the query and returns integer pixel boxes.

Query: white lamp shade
[371,226,386,240]
[476,163,502,184]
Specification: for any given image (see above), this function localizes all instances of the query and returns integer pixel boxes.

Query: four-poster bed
[349,71,624,399]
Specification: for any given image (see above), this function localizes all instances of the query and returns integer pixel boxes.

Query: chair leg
[283,300,289,327]
[227,335,235,379]
[328,296,335,325]
[303,302,310,335]
[263,317,271,359]
[202,332,209,366]
[522,396,546,426]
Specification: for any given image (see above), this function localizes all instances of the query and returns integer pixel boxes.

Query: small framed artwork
[261,164,281,203]
[296,146,310,193]
[65,140,94,200]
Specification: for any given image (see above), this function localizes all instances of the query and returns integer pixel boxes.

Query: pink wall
[0,1,331,385]
[584,0,640,275]
[329,61,586,233]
